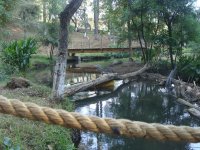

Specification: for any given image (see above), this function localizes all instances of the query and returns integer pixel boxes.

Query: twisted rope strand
[0,95,200,143]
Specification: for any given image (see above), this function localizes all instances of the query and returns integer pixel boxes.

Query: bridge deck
[68,47,142,53]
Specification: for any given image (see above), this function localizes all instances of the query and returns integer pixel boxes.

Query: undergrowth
[0,84,75,150]
[0,54,75,149]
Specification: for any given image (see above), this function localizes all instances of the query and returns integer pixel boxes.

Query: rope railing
[0,95,200,143]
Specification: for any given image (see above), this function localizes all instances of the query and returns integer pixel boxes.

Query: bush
[1,38,37,73]
[104,52,129,58]
[150,59,171,75]
[177,56,200,84]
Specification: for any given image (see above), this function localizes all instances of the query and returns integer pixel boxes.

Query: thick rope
[0,95,200,143]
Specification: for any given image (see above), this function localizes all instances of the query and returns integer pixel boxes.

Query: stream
[74,81,200,150]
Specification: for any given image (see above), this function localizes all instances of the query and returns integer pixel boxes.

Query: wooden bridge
[68,47,142,53]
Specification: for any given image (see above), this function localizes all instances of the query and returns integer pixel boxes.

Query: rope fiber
[0,95,200,143]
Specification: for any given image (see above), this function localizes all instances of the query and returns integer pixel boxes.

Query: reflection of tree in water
[77,81,200,150]
[105,82,199,150]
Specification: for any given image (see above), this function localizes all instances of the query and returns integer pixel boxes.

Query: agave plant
[1,38,37,73]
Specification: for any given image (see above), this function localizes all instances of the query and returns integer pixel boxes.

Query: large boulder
[6,77,31,89]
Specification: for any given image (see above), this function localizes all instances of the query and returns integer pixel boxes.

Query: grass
[0,54,76,150]
[0,51,129,149]
[31,54,50,66]
[0,84,75,150]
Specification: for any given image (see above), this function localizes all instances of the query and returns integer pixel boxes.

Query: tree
[93,0,99,39]
[0,0,17,39]
[0,0,16,26]
[52,0,83,100]
[42,0,47,23]
[157,0,195,69]
[17,0,40,38]
[47,0,66,21]
[104,0,161,62]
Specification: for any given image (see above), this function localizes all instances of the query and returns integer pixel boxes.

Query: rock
[159,80,166,86]
[6,77,31,89]
[186,86,193,93]
[196,92,200,101]
[71,129,81,148]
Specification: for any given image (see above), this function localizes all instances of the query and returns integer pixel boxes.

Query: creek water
[74,81,200,150]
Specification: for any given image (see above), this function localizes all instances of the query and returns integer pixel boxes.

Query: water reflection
[66,73,98,85]
[75,81,200,150]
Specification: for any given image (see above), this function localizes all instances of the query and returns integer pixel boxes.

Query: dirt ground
[106,61,143,74]
[66,60,144,75]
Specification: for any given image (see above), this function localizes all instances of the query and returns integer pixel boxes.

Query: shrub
[1,38,37,73]
[150,59,171,75]
[104,52,129,58]
[177,56,200,84]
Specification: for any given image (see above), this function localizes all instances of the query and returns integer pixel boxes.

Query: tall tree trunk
[52,0,83,100]
[83,8,87,36]
[140,4,148,62]
[127,20,133,56]
[42,0,47,23]
[167,22,174,69]
[93,0,99,39]
[72,17,78,31]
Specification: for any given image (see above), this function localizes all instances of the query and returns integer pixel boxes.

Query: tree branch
[60,0,83,20]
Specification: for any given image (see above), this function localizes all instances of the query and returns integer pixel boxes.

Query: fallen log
[64,64,150,96]
[176,98,200,120]
[64,73,117,96]
[140,73,200,101]
[188,108,200,119]
[176,98,200,111]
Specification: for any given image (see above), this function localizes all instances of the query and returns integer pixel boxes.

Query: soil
[106,61,143,74]
[5,77,31,89]
[66,61,143,74]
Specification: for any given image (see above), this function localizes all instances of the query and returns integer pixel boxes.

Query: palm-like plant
[1,38,37,73]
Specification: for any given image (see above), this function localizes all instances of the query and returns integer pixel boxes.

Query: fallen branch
[64,73,117,96]
[141,73,200,101]
[64,64,150,96]
[176,98,200,120]
[118,64,150,79]
[176,98,200,111]
[188,108,200,119]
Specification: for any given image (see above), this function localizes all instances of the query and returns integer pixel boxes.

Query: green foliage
[104,52,129,58]
[103,0,198,65]
[151,60,171,75]
[0,0,16,26]
[42,125,75,150]
[40,22,59,47]
[16,0,40,37]
[185,42,200,57]
[0,83,75,150]
[177,56,200,83]
[47,0,66,17]
[1,38,37,73]
[0,0,17,39]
